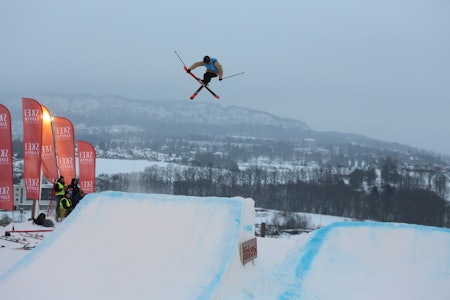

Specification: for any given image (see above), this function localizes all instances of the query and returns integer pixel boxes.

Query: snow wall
[0,191,255,299]
[278,221,450,300]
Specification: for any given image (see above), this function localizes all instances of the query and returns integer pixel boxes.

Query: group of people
[53,176,85,222]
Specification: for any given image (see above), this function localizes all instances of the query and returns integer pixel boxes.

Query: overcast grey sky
[1,0,449,155]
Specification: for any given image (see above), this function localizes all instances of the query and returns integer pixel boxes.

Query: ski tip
[215,96,220,99]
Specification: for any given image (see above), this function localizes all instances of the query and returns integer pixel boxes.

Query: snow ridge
[279,221,450,300]
[0,192,251,299]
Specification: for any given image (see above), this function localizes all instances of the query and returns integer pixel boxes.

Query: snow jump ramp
[278,221,450,300]
[0,192,256,299]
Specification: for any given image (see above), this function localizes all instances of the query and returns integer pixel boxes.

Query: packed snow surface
[1,191,450,300]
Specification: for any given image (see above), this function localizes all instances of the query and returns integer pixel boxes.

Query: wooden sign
[241,237,257,265]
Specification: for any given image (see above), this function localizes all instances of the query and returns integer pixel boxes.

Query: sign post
[241,237,257,265]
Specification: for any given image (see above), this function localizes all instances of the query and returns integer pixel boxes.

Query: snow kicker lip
[0,192,255,300]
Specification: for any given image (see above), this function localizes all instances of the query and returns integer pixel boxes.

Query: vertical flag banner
[41,105,58,184]
[77,140,96,193]
[22,98,43,200]
[54,117,76,181]
[0,104,14,210]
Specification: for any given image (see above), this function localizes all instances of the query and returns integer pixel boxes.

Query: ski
[0,235,29,245]
[20,233,45,240]
[183,66,220,99]
[12,244,35,250]
[190,85,204,100]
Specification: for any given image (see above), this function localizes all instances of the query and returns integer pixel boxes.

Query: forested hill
[5,94,449,165]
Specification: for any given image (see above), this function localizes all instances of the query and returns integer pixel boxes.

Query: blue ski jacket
[204,58,218,73]
[188,58,223,78]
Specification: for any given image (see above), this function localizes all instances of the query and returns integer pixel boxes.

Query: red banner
[0,104,14,210]
[77,140,96,194]
[41,105,58,184]
[22,98,43,201]
[53,117,76,182]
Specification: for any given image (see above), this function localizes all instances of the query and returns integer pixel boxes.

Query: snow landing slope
[278,222,450,300]
[0,192,255,299]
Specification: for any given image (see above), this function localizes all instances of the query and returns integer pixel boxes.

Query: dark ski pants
[203,72,217,84]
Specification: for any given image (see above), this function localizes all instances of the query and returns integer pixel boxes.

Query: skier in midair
[186,56,223,85]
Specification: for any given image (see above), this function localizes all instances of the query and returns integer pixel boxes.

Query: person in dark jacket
[68,178,82,207]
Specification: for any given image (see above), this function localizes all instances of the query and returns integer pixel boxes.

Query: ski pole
[222,72,245,80]
[174,50,186,66]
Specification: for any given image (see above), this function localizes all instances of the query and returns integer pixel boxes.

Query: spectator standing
[56,192,72,222]
[69,178,82,207]
[54,176,66,214]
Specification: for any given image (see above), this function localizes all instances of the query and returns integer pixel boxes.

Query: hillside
[3,94,449,167]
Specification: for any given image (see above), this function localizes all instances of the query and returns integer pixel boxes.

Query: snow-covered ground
[1,191,449,300]
[95,158,172,176]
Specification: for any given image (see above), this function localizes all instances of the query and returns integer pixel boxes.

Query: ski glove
[186,69,191,73]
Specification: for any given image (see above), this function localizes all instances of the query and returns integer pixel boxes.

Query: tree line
[95,156,449,228]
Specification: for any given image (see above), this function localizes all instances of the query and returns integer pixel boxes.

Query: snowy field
[95,158,171,176]
[1,191,450,300]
